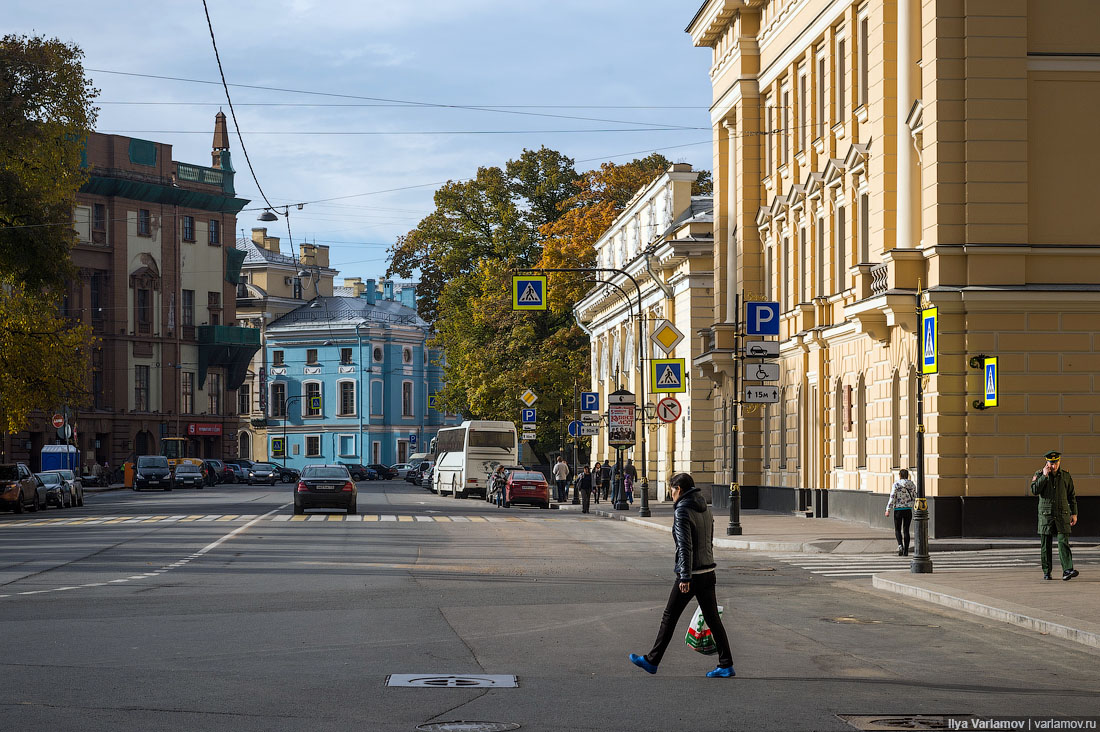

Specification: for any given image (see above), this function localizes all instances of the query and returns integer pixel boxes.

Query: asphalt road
[0,479,1097,732]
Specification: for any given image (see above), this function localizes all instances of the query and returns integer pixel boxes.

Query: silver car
[247,462,278,485]
[52,469,84,506]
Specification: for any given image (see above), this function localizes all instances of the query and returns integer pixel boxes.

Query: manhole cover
[837,715,971,731]
[416,723,520,732]
[387,674,518,688]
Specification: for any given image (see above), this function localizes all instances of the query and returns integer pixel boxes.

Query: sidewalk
[557,499,1100,653]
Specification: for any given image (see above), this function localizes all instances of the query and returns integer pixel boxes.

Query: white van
[432,421,518,499]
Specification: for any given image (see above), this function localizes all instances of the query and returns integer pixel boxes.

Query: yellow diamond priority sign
[650,319,684,355]
[520,388,538,407]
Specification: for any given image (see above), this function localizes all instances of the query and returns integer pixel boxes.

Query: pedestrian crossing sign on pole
[921,307,938,375]
[512,275,547,310]
[984,356,998,408]
[650,358,686,393]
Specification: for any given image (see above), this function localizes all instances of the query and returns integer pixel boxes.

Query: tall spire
[211,109,229,168]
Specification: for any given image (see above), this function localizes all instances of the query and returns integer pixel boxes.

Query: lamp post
[280,395,302,468]
[911,287,933,573]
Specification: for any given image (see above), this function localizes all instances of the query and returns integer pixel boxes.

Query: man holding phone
[1030,451,1079,581]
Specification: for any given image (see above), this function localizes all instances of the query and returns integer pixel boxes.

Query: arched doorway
[239,431,252,460]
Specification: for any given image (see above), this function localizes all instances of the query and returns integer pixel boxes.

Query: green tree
[0,35,98,436]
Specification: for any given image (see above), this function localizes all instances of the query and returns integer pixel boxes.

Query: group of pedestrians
[547,456,641,513]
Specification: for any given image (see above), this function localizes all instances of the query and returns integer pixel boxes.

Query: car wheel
[64,493,72,508]
[541,501,550,509]
[197,485,204,490]
[30,493,40,512]
[77,493,84,507]
[293,503,304,515]
[13,495,23,514]
[348,502,357,515]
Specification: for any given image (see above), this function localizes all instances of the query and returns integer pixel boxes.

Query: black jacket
[672,486,716,581]
[575,473,593,492]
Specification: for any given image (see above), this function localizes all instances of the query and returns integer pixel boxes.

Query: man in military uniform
[1029,451,1079,581]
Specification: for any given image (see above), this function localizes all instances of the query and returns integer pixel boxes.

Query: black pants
[580,487,591,513]
[555,479,567,502]
[893,509,912,553]
[645,570,733,669]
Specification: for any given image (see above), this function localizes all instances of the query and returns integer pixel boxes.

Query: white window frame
[835,30,847,123]
[337,379,357,417]
[858,10,870,109]
[401,380,414,418]
[372,441,381,465]
[270,381,286,417]
[798,65,808,153]
[338,433,356,458]
[305,434,322,458]
[816,51,827,139]
[303,380,323,418]
[372,344,384,363]
[371,379,384,417]
[816,215,826,297]
[402,346,413,365]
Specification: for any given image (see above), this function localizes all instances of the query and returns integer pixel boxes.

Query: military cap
[1044,451,1062,461]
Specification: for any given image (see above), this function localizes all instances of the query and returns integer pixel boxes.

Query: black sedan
[172,463,205,489]
[293,464,357,515]
[368,464,397,479]
[34,472,69,508]
[247,462,278,485]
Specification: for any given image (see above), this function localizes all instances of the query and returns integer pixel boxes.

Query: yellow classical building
[687,0,1099,536]
[575,164,716,502]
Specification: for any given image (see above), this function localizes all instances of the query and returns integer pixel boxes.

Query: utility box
[40,444,80,472]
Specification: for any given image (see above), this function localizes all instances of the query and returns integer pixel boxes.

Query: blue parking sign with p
[521,408,536,423]
[745,301,780,336]
[580,392,599,412]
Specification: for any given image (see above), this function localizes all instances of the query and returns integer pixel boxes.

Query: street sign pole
[728,291,742,536]
[912,285,934,574]
[572,380,580,504]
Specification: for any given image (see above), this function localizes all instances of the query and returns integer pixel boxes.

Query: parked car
[277,465,300,484]
[406,460,432,484]
[173,462,206,489]
[247,462,278,485]
[0,463,40,513]
[420,464,435,490]
[368,463,397,479]
[35,471,69,508]
[51,469,84,507]
[226,464,248,483]
[502,469,551,509]
[293,464,357,515]
[340,463,372,481]
[391,463,413,479]
[134,455,172,491]
[205,459,229,484]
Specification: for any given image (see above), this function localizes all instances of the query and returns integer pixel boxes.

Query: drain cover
[387,674,518,688]
[415,723,520,732]
[837,715,970,731]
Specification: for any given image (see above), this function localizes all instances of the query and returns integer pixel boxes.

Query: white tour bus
[432,420,518,499]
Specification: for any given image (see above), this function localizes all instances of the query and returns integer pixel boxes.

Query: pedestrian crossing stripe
[766,547,1099,578]
[0,514,558,527]
[511,275,547,311]
[650,358,686,393]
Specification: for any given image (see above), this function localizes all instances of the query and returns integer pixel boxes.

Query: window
[816,217,826,296]
[136,288,152,334]
[209,219,220,245]
[764,100,773,175]
[90,273,105,319]
[135,365,149,411]
[782,236,790,310]
[305,382,322,417]
[208,291,220,327]
[373,346,383,362]
[817,55,827,137]
[799,227,809,303]
[836,37,846,121]
[182,215,195,242]
[208,372,221,415]
[402,381,413,417]
[307,348,318,365]
[856,374,867,468]
[860,192,870,262]
[182,289,194,326]
[372,441,381,465]
[271,382,286,416]
[403,347,412,364]
[93,204,106,230]
[371,381,383,415]
[138,209,151,236]
[305,435,321,457]
[836,205,846,290]
[273,350,285,366]
[339,381,355,416]
[182,372,194,414]
[834,380,845,468]
[891,370,901,469]
[781,87,790,166]
[339,435,354,457]
[858,15,869,107]
[340,348,353,365]
[798,68,808,152]
[239,384,251,415]
[92,366,104,409]
[765,246,774,301]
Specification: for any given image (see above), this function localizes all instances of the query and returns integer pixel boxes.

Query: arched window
[239,431,252,460]
[856,373,867,468]
[834,380,844,468]
[891,370,901,469]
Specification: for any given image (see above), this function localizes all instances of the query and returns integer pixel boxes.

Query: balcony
[176,162,225,187]
[693,323,738,384]
[197,325,261,391]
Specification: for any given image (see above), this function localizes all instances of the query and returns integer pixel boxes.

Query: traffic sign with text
[581,424,599,436]
[521,432,537,441]
[744,385,780,404]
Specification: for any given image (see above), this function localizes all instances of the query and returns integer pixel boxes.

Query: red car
[503,469,550,509]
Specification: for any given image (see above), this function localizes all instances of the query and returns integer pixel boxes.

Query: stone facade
[687,0,1100,536]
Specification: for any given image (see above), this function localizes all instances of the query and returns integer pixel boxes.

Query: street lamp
[280,394,302,467]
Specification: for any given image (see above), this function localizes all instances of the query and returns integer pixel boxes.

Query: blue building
[263,281,459,469]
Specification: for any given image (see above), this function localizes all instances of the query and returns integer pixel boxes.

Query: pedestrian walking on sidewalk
[629,472,735,678]
[600,460,612,502]
[552,457,570,503]
[1030,451,1079,581]
[885,469,917,556]
[624,471,634,504]
[575,466,594,514]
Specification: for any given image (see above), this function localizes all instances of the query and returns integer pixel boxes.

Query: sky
[10,1,714,280]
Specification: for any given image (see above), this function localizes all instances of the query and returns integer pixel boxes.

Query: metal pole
[282,395,301,469]
[572,380,580,504]
[911,289,933,572]
[728,292,742,535]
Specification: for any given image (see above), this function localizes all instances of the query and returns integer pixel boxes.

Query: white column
[896,0,913,248]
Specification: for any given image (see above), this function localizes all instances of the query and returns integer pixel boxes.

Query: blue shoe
[706,665,736,678]
[629,653,657,674]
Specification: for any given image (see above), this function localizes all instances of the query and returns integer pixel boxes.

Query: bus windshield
[468,430,515,450]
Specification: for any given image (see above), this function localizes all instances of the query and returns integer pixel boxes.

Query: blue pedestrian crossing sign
[271,437,285,457]
[568,420,583,438]
[745,301,780,336]
[521,408,536,423]
[580,391,599,412]
[650,358,686,393]
[984,357,998,408]
[310,395,322,412]
[921,307,938,375]
[512,275,547,310]
[429,394,439,410]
